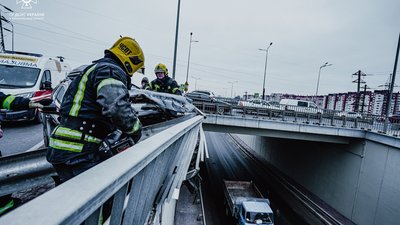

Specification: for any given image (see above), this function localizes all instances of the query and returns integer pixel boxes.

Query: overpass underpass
[2,106,400,225]
[203,114,400,225]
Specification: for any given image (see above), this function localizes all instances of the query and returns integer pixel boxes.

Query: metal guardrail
[0,148,55,197]
[0,115,195,198]
[0,115,205,225]
[192,101,400,137]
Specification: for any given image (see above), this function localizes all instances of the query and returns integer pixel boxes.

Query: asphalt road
[202,132,307,225]
[0,121,44,157]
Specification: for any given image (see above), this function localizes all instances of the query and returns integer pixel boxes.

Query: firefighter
[46,36,144,183]
[0,92,43,216]
[141,77,149,89]
[148,63,182,95]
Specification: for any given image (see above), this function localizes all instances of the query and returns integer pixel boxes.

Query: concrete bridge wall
[236,134,400,225]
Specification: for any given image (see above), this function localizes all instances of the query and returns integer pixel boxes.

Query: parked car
[185,90,216,102]
[237,99,281,117]
[185,90,231,114]
[335,111,362,118]
[238,99,280,110]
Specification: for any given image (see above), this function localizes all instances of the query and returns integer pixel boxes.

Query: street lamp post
[228,81,238,98]
[259,42,273,100]
[191,76,200,90]
[172,0,181,79]
[315,62,333,96]
[185,32,199,92]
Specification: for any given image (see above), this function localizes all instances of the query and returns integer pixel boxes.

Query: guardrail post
[342,116,346,127]
[354,117,359,128]
[330,114,335,126]
[319,113,323,125]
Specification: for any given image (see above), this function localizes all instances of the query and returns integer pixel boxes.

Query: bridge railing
[0,115,205,225]
[192,101,400,137]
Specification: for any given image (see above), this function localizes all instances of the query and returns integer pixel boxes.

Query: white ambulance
[0,51,71,122]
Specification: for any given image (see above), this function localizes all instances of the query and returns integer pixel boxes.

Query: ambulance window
[42,70,52,83]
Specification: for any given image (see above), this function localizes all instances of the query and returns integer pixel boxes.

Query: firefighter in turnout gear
[46,36,144,183]
[148,63,182,95]
[0,92,43,216]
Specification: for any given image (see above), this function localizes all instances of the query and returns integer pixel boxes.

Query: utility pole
[352,70,366,112]
[172,0,181,79]
[0,10,5,52]
[0,4,14,52]
[384,32,400,132]
[360,84,369,113]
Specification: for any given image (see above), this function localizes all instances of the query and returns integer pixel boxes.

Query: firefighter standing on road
[148,63,182,95]
[0,92,43,216]
[46,36,144,183]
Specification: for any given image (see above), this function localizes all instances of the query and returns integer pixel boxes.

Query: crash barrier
[0,116,195,198]
[192,101,400,137]
[0,115,205,225]
[0,148,56,197]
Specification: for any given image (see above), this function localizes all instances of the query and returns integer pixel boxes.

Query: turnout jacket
[0,92,30,110]
[47,56,141,164]
[149,76,182,95]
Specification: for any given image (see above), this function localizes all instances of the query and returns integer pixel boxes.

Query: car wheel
[42,115,55,147]
[34,109,43,123]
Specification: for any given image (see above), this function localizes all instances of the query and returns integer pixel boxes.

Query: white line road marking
[26,140,44,152]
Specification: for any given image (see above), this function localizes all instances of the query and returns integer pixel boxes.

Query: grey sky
[1,0,399,97]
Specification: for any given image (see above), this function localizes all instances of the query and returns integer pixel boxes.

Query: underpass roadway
[202,131,355,225]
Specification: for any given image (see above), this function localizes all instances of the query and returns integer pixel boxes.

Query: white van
[279,98,323,114]
[0,51,71,122]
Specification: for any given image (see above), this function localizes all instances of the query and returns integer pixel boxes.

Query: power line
[36,20,108,45]
[14,31,99,56]
[13,21,105,46]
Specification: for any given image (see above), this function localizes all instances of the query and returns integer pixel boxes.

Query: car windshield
[0,64,41,88]
[245,212,274,224]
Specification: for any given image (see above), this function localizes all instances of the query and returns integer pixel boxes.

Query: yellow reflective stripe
[69,65,97,117]
[55,127,82,140]
[154,84,160,91]
[2,95,15,110]
[127,119,141,134]
[49,138,83,152]
[97,78,125,94]
[0,199,14,215]
[172,87,179,93]
[84,135,102,144]
[55,126,101,144]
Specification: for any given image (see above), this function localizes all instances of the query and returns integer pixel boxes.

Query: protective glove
[28,101,44,109]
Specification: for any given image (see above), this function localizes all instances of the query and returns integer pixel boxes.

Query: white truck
[224,180,274,225]
[0,51,70,122]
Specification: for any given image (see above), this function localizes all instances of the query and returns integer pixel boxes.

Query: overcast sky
[1,0,399,97]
